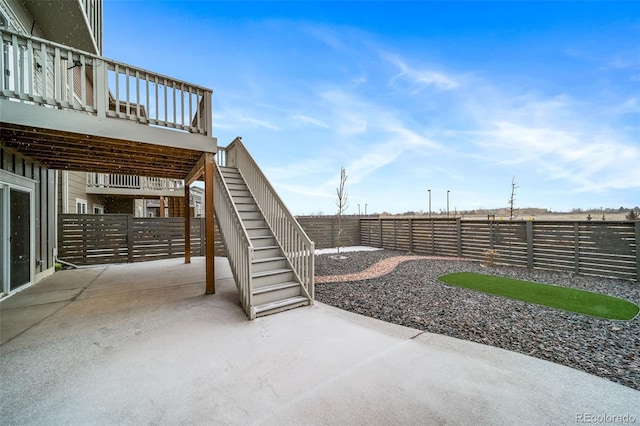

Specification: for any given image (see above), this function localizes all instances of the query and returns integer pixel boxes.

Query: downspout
[61,170,69,213]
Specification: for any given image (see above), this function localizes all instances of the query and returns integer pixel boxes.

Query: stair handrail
[214,160,254,316]
[222,137,315,300]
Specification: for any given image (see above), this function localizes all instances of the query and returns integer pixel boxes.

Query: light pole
[428,189,431,218]
[358,204,361,216]
[447,190,450,218]
[365,204,368,215]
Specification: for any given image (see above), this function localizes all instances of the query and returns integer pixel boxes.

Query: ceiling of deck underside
[1,124,204,179]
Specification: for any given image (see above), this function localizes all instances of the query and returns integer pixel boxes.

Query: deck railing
[81,0,103,53]
[214,160,254,317]
[86,173,184,191]
[221,137,315,301]
[0,28,212,136]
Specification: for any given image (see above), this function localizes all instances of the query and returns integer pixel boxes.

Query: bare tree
[508,177,518,221]
[336,167,348,254]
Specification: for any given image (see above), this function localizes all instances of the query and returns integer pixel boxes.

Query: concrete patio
[1,257,638,425]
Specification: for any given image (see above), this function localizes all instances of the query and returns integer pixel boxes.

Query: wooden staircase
[219,166,310,317]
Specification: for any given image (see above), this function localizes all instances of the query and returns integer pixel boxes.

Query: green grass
[438,272,639,321]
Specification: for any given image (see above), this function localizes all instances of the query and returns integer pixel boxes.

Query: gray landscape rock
[315,249,640,391]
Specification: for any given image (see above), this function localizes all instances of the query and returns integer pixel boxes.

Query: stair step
[253,268,293,287]
[253,268,291,278]
[221,166,240,171]
[252,256,287,272]
[240,211,262,220]
[232,196,255,204]
[253,280,299,295]
[254,296,309,317]
[227,183,248,191]
[236,203,259,212]
[244,218,267,228]
[251,236,277,247]
[247,227,270,237]
[253,246,281,259]
[224,176,244,183]
[252,281,301,306]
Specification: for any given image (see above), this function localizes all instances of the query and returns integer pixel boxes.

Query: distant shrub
[482,249,500,267]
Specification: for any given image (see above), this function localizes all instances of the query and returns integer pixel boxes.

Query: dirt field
[460,212,632,221]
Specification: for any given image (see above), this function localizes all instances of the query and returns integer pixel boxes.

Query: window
[93,205,104,214]
[0,11,7,29]
[75,198,87,214]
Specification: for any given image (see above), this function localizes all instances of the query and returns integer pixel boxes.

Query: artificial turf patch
[438,272,639,321]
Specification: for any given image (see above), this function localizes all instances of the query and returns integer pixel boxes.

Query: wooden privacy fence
[296,216,360,249]
[361,218,640,281]
[58,214,224,266]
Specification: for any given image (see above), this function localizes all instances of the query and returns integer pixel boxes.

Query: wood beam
[184,184,191,264]
[184,152,207,186]
[204,152,215,294]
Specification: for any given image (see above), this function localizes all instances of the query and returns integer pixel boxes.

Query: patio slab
[1,257,638,425]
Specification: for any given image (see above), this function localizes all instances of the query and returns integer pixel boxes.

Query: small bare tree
[508,177,518,221]
[336,167,348,254]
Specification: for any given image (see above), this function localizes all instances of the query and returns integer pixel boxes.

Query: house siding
[61,171,104,213]
[0,0,40,36]
[0,145,56,279]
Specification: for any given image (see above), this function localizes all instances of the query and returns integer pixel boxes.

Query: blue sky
[104,1,640,215]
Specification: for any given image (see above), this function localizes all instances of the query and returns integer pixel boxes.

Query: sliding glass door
[0,175,34,296]
[9,188,31,290]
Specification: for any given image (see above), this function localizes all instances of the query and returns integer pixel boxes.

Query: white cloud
[383,53,460,91]
[238,116,280,131]
[293,115,329,128]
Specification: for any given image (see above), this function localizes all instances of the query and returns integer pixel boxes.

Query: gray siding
[1,145,56,277]
[61,171,104,213]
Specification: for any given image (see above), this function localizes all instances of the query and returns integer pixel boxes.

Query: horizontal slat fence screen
[58,214,224,265]
[360,218,639,281]
[296,217,360,249]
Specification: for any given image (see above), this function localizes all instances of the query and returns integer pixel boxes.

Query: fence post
[489,220,495,249]
[379,218,383,248]
[574,222,580,275]
[456,218,462,257]
[127,215,134,263]
[635,221,640,282]
[430,219,435,255]
[394,220,398,250]
[409,218,413,253]
[526,220,534,270]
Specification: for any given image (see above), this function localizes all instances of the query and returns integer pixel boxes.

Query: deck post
[184,184,191,264]
[95,59,107,118]
[204,152,215,294]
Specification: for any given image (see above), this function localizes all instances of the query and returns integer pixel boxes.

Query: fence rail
[360,218,639,281]
[57,214,224,265]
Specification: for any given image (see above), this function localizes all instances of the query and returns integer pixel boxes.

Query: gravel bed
[315,249,640,391]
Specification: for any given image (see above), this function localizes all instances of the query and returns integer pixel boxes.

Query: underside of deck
[1,99,215,178]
